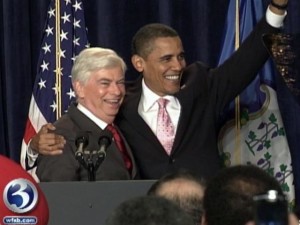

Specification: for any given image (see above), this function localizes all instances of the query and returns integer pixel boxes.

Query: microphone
[97,130,112,158]
[75,132,89,160]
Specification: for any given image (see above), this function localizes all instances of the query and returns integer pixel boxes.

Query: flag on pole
[20,0,89,180]
[217,0,295,205]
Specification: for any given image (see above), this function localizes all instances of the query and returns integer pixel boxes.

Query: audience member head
[148,169,206,225]
[71,47,127,124]
[0,155,49,225]
[203,164,283,225]
[105,195,194,225]
[131,23,186,96]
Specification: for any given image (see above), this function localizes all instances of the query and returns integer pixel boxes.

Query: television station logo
[2,178,38,224]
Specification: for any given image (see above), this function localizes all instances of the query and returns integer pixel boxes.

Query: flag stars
[60,30,69,41]
[52,85,59,95]
[45,25,54,36]
[38,78,46,89]
[60,49,66,58]
[50,101,57,112]
[42,43,51,54]
[71,54,76,62]
[73,36,80,46]
[73,18,81,28]
[53,67,64,76]
[48,8,55,18]
[61,12,71,23]
[67,88,75,99]
[65,0,72,5]
[73,0,82,12]
[40,60,49,72]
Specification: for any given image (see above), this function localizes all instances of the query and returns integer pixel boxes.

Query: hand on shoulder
[29,123,66,155]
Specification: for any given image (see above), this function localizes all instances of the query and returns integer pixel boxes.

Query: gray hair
[71,47,127,84]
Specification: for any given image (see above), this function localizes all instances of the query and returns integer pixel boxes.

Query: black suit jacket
[37,103,138,181]
[116,18,280,179]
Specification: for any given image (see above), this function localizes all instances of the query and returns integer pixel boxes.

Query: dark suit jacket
[37,103,138,181]
[116,18,280,180]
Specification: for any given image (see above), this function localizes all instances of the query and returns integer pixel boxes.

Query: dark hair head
[105,196,194,225]
[203,165,283,225]
[131,23,179,59]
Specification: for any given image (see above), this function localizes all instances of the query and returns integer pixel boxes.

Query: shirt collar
[77,103,108,129]
[141,79,180,111]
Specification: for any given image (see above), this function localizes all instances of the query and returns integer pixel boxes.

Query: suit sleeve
[209,17,280,112]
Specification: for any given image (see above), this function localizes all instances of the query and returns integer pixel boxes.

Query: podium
[39,180,155,225]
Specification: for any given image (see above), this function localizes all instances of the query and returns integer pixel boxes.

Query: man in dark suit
[36,47,138,181]
[115,1,288,179]
[23,0,288,180]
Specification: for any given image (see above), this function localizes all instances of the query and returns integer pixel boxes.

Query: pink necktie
[156,98,175,155]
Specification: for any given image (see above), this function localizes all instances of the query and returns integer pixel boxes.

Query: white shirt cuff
[27,142,39,167]
[266,6,287,28]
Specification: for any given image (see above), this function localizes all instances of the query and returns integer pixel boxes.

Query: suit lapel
[123,91,163,151]
[171,81,195,154]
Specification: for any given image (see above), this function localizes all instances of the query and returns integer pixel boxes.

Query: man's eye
[161,57,171,62]
[178,54,185,60]
[117,80,125,85]
[100,81,110,86]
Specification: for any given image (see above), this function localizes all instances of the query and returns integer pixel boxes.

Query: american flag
[20,0,89,180]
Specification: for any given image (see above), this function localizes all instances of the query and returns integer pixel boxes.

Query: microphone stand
[78,149,107,182]
[75,131,112,181]
[86,155,96,182]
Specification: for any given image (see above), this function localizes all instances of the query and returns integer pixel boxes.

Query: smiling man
[116,1,288,179]
[36,47,138,181]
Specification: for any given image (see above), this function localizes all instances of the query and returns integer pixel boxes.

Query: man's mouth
[105,99,121,105]
[165,75,180,81]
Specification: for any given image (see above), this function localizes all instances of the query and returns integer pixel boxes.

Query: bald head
[148,170,205,225]
[155,177,205,199]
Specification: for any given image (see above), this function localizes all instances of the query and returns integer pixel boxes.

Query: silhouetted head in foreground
[105,195,194,225]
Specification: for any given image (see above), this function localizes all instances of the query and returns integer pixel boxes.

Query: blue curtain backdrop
[1,0,300,200]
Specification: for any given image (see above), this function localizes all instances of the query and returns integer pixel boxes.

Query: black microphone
[97,130,112,158]
[75,132,89,159]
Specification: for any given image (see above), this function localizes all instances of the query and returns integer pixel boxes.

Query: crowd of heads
[105,164,293,225]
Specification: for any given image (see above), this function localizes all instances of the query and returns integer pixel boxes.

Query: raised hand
[269,0,288,15]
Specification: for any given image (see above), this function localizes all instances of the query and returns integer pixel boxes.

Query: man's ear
[73,81,84,98]
[131,54,144,72]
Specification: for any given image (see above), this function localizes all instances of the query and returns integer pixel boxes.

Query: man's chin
[166,86,180,95]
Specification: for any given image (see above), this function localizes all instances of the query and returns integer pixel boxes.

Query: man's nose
[110,83,122,95]
[172,58,185,70]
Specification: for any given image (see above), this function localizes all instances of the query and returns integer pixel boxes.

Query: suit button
[169,158,175,163]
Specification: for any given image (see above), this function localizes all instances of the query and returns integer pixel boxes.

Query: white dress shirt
[77,103,108,130]
[138,79,181,135]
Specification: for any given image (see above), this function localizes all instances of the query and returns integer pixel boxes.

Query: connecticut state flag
[217,0,295,206]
